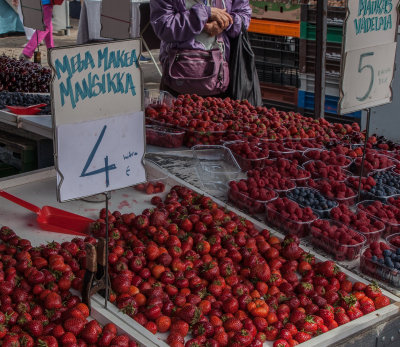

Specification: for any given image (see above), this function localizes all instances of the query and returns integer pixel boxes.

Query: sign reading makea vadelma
[49,40,146,202]
[339,0,399,114]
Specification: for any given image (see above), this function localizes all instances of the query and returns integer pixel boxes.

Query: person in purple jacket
[150,0,252,96]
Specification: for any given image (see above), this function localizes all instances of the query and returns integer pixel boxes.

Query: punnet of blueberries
[373,171,400,191]
[287,187,337,211]
[0,91,50,115]
[371,248,400,270]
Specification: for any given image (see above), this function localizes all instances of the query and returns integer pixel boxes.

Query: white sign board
[49,40,146,202]
[20,0,45,31]
[343,0,399,52]
[339,0,399,114]
[56,113,145,201]
[340,43,397,113]
[100,0,131,39]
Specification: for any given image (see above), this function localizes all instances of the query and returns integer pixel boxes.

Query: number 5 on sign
[339,43,397,115]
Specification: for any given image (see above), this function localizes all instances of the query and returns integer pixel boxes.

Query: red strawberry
[335,312,350,325]
[374,295,390,309]
[176,304,202,326]
[44,292,62,309]
[294,331,311,343]
[63,317,86,336]
[365,282,382,299]
[347,307,363,321]
[24,320,43,337]
[37,336,58,347]
[223,317,243,332]
[81,320,102,343]
[111,335,130,347]
[317,261,338,278]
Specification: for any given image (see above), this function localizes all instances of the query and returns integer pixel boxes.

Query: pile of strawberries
[303,161,348,181]
[89,186,391,347]
[387,195,400,209]
[330,205,385,244]
[1,183,395,347]
[246,170,296,192]
[134,181,165,195]
[308,179,356,203]
[0,227,139,347]
[347,176,376,192]
[225,141,270,171]
[266,198,318,237]
[310,219,366,261]
[354,151,394,175]
[145,94,363,146]
[259,159,310,184]
[303,150,352,167]
[228,179,277,214]
[357,201,400,226]
[329,144,363,158]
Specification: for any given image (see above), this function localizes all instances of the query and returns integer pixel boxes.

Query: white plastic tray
[0,164,400,347]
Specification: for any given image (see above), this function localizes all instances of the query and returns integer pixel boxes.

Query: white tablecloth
[77,0,148,44]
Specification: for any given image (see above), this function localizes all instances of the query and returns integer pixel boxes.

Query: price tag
[340,43,396,114]
[56,112,145,201]
[20,0,45,31]
[100,0,131,39]
[49,39,145,202]
[339,0,399,114]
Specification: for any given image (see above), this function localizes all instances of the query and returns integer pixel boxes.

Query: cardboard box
[250,1,301,22]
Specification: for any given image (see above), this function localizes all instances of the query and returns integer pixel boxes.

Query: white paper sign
[20,0,45,31]
[100,0,131,39]
[56,112,146,201]
[344,0,399,52]
[340,43,397,114]
[49,40,142,126]
[339,0,399,114]
[49,40,145,202]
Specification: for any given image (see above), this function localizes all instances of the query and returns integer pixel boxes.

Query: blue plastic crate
[297,90,361,119]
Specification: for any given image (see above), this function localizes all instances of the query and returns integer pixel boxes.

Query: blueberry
[383,249,392,257]
[392,253,398,259]
[379,258,384,264]
[396,248,400,255]
[372,255,378,261]
[396,262,400,269]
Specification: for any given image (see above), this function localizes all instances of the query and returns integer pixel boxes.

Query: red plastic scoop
[0,190,93,236]
[6,104,47,115]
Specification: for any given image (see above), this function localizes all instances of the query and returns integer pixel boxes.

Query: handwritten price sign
[56,113,145,201]
[339,0,399,114]
[49,40,145,202]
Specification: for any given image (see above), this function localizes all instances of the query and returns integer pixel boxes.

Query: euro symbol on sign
[126,167,130,176]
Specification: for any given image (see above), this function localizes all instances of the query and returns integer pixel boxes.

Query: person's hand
[204,21,224,37]
[210,8,233,30]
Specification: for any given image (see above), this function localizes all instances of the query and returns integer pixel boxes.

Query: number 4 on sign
[80,125,117,187]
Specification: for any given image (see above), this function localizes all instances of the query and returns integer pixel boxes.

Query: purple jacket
[150,0,252,65]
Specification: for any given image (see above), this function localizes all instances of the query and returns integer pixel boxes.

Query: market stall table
[1,161,400,346]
